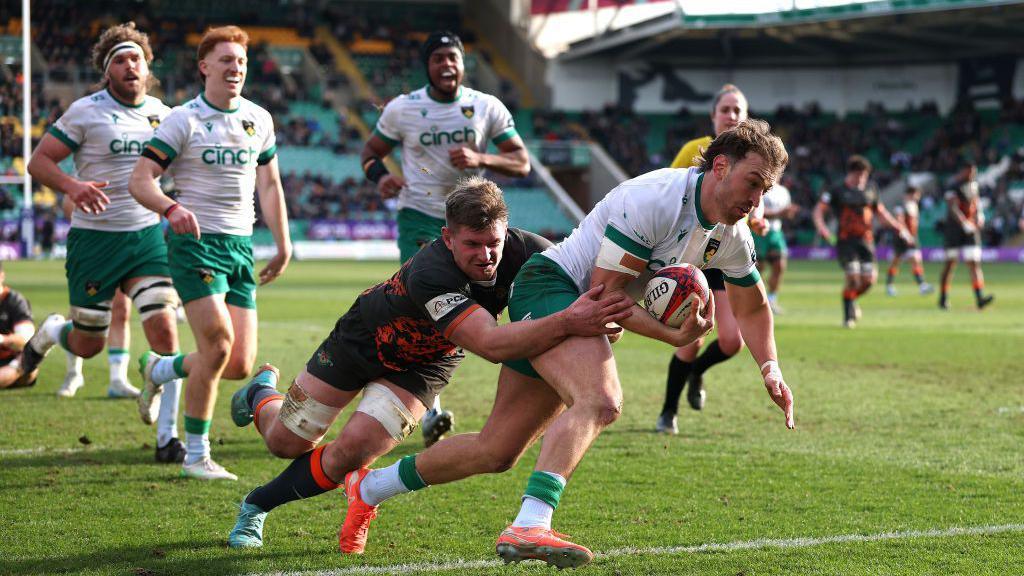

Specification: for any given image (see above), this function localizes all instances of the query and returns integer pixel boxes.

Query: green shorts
[397,208,445,263]
[503,254,581,378]
[168,232,256,309]
[753,229,788,260]
[65,224,170,308]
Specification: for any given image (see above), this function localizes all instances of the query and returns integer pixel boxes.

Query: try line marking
[245,523,1024,576]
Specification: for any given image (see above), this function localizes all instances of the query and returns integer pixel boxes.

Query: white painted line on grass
[245,523,1024,576]
[0,446,97,456]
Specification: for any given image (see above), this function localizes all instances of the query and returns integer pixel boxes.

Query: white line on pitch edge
[0,446,97,456]
[244,523,1024,576]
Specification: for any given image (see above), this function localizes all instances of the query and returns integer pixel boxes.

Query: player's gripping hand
[67,179,110,214]
[377,174,405,199]
[748,215,768,236]
[167,205,200,239]
[761,360,795,429]
[671,290,715,347]
[258,248,291,286]
[561,283,634,337]
[449,146,482,169]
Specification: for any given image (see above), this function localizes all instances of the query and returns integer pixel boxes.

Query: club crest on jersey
[703,238,720,265]
[84,280,100,297]
[147,115,161,128]
[461,105,474,119]
[316,349,334,367]
[242,120,256,137]
[196,268,215,285]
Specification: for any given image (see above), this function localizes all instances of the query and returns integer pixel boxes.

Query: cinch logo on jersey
[419,126,476,147]
[426,293,467,321]
[108,135,147,155]
[201,146,259,165]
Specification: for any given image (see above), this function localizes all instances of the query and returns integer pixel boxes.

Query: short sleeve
[596,185,670,276]
[406,269,481,338]
[719,227,761,287]
[49,99,89,151]
[257,110,277,165]
[487,96,518,146]
[146,108,190,163]
[373,98,403,147]
[8,292,32,324]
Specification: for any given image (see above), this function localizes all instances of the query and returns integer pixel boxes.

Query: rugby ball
[643,264,711,329]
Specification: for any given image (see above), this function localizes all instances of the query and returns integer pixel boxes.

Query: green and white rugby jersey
[147,93,276,235]
[49,89,170,231]
[542,167,760,301]
[374,85,519,219]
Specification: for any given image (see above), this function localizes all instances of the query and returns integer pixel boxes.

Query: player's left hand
[449,146,482,169]
[258,248,291,286]
[762,361,795,429]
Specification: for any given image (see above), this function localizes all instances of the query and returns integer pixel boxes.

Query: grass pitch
[1,259,1022,575]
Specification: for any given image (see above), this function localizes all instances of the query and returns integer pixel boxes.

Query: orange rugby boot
[339,467,378,554]
[495,525,594,569]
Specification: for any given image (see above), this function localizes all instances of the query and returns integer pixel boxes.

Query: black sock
[939,291,948,307]
[692,340,732,376]
[974,287,984,304]
[844,297,855,321]
[245,447,339,512]
[661,355,692,416]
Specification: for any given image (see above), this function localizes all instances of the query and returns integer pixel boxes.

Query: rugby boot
[977,294,994,310]
[919,282,934,295]
[228,497,268,548]
[421,408,454,448]
[655,412,678,435]
[885,284,897,297]
[19,313,65,375]
[180,456,237,481]
[136,351,163,425]
[340,467,378,554]
[495,525,594,569]
[107,378,141,399]
[155,437,187,464]
[231,364,279,427]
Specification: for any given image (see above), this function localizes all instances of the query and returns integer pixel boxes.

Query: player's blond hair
[90,22,155,88]
[445,176,509,231]
[197,25,249,81]
[697,119,788,179]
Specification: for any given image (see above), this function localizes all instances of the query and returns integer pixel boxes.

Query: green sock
[398,455,427,491]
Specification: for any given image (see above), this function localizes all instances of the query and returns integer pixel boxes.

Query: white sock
[65,351,83,377]
[360,460,410,506]
[37,319,68,353]
[184,432,210,465]
[156,378,181,446]
[108,351,129,384]
[513,496,555,529]
[151,355,181,385]
[767,293,777,304]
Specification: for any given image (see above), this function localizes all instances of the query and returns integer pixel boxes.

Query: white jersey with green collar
[49,89,170,231]
[542,167,760,301]
[146,93,276,235]
[374,85,518,219]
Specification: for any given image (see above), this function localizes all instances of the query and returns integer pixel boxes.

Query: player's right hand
[762,362,795,429]
[672,291,715,347]
[167,205,200,239]
[377,174,405,199]
[67,180,110,214]
[563,283,633,337]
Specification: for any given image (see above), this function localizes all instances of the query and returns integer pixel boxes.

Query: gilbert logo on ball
[643,264,711,328]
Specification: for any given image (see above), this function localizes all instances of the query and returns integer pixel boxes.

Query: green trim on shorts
[604,225,652,260]
[754,228,788,259]
[65,224,170,308]
[723,269,762,287]
[48,126,80,151]
[503,254,581,378]
[168,232,256,309]
[396,208,445,263]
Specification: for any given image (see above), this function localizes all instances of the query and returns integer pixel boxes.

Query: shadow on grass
[0,537,313,576]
